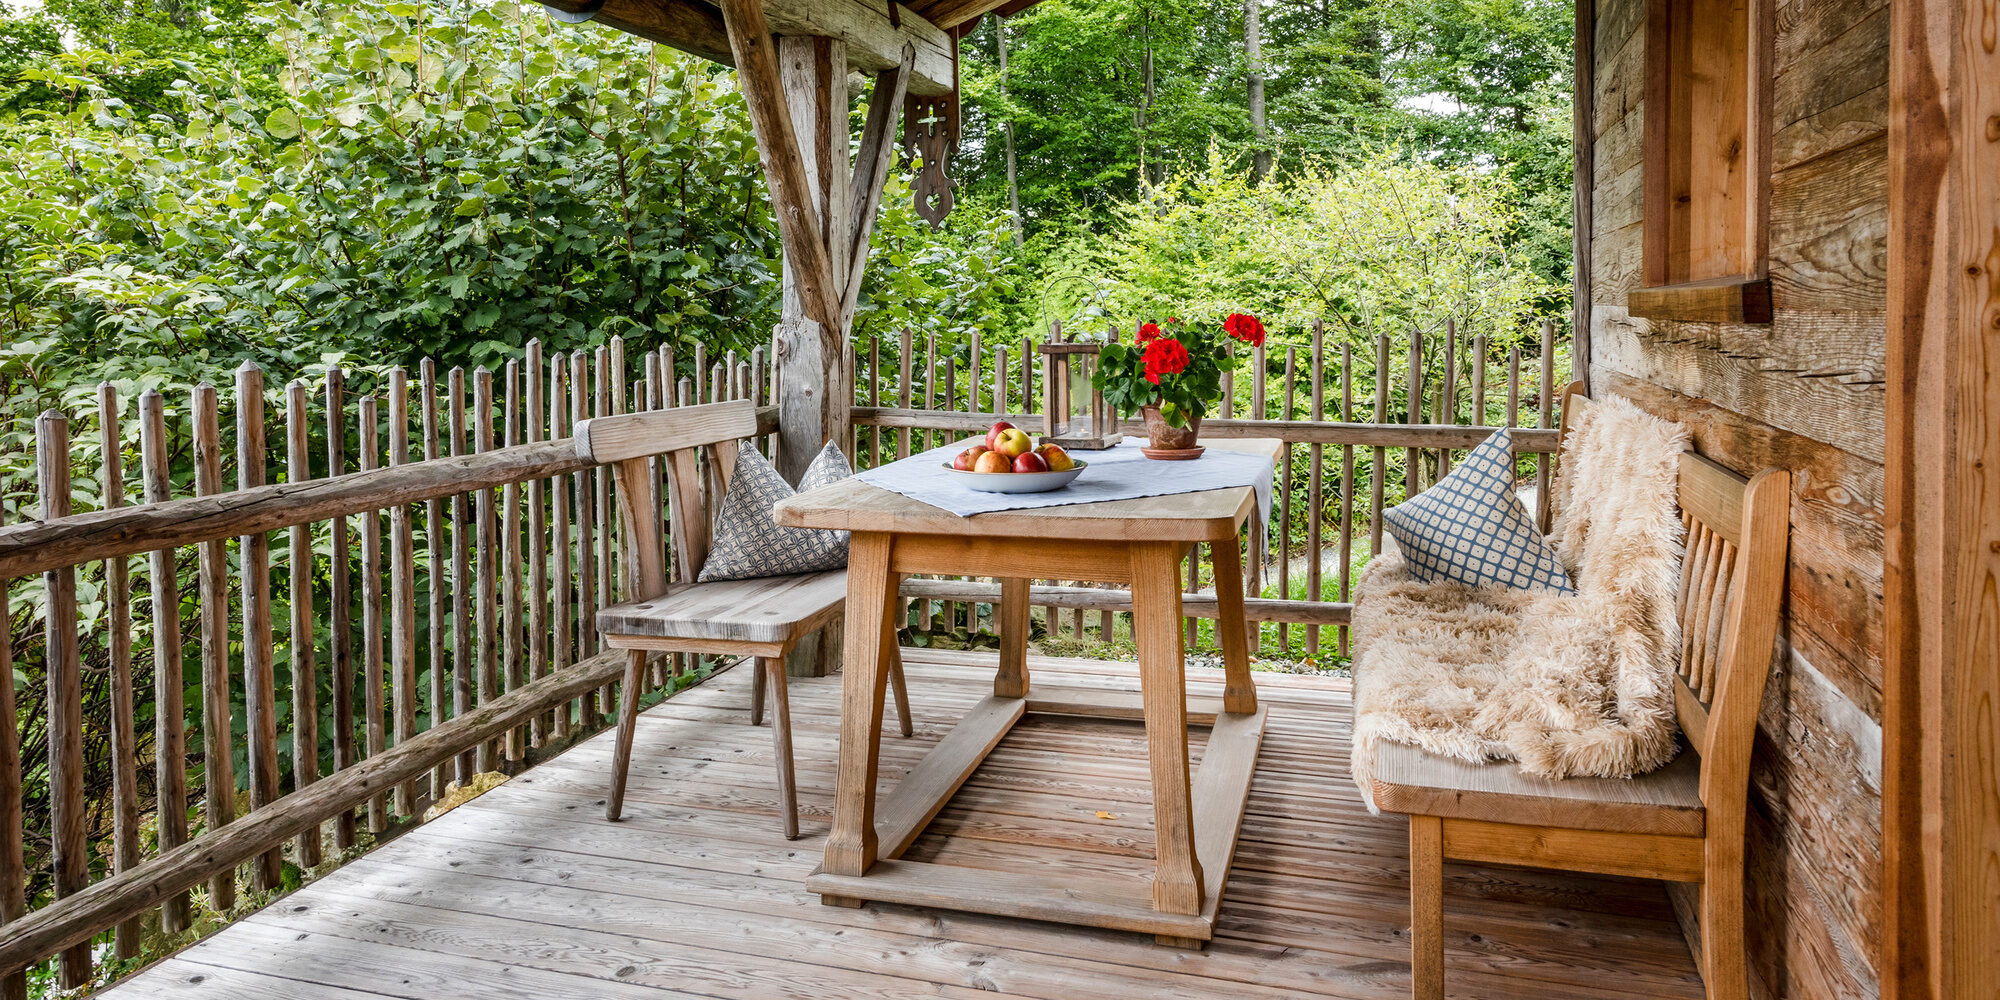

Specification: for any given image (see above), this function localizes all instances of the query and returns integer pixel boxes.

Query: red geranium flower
[1142,337,1192,384]
[1137,321,1163,343]
[1223,312,1266,347]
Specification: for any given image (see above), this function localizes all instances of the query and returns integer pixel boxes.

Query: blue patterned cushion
[1382,428,1573,593]
[697,443,850,583]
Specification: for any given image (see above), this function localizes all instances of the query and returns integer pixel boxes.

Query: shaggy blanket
[1350,395,1691,806]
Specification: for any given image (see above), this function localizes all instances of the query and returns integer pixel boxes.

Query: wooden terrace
[98,650,1700,1000]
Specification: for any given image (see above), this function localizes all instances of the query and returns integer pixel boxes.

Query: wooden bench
[576,399,913,838]
[1371,387,1790,1000]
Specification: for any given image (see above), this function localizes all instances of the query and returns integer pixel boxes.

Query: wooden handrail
[0,405,779,581]
[848,407,1560,452]
[0,649,631,978]
[0,440,587,581]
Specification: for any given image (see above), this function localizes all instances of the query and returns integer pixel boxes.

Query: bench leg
[606,649,648,822]
[761,657,799,840]
[888,628,914,738]
[1700,835,1749,1000]
[1410,815,1444,1000]
[751,657,767,726]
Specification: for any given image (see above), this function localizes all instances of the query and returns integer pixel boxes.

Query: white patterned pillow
[1382,428,1573,594]
[697,443,851,583]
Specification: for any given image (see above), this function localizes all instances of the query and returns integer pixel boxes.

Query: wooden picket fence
[0,337,770,994]
[0,316,1566,993]
[844,319,1567,661]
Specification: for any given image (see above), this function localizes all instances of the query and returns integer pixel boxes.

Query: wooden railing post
[235,363,285,892]
[37,411,91,988]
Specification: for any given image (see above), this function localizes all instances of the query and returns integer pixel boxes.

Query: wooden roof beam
[907,0,1029,32]
[543,0,956,95]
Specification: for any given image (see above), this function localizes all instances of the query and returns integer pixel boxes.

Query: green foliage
[954,0,1576,298]
[1042,148,1557,351]
[0,0,783,425]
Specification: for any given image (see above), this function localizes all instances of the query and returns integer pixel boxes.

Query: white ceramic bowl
[941,460,1087,494]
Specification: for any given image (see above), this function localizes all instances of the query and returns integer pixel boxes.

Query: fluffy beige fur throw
[1350,395,1691,805]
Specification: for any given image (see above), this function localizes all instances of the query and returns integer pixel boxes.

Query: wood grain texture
[0,500,22,1000]
[234,364,285,891]
[0,438,590,581]
[547,0,954,94]
[595,572,848,644]
[137,391,193,929]
[1373,745,1705,836]
[1881,0,2000,990]
[36,413,91,987]
[96,386,143,956]
[0,648,635,979]
[574,400,758,464]
[90,652,1707,1000]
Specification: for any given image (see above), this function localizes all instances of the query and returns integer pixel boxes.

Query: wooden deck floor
[104,649,1704,1000]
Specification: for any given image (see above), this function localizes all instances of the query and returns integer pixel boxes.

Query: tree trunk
[1246,0,1270,180]
[999,17,1023,246]
[1139,13,1155,188]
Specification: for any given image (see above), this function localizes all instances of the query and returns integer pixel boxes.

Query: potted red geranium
[1093,313,1267,459]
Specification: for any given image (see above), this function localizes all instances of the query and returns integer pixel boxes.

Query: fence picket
[38,412,90,988]
[526,342,551,744]
[474,368,500,774]
[448,367,473,785]
[323,369,358,850]
[138,390,194,924]
[0,500,22,1000]
[357,395,387,832]
[421,360,450,798]
[284,380,322,869]
[387,369,420,817]
[235,364,284,891]
[96,385,144,954]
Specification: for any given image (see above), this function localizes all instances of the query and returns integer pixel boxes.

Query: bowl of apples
[944,421,1086,493]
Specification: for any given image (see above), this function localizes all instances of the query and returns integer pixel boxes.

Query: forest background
[0,0,1574,436]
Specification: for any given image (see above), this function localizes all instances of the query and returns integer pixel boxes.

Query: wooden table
[773,438,1279,947]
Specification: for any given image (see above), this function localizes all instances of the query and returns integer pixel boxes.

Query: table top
[774,438,1282,543]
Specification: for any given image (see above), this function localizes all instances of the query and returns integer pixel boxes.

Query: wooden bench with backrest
[1370,385,1790,1000]
[575,398,913,838]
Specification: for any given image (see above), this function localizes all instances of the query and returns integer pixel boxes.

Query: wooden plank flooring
[103,648,1704,1000]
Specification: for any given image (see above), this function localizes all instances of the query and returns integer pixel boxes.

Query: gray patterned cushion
[696,443,851,583]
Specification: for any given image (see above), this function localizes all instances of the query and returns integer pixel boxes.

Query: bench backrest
[1557,385,1790,813]
[574,399,760,599]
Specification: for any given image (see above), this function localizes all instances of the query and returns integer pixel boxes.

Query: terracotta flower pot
[1141,404,1205,460]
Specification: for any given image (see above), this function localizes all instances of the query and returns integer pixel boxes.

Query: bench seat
[1372,742,1705,837]
[596,570,848,646]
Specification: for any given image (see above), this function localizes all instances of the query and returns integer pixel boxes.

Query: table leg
[996,577,1030,698]
[824,532,899,901]
[1209,537,1258,715]
[1130,541,1204,919]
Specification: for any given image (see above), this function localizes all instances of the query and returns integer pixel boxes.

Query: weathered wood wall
[1587,0,1887,993]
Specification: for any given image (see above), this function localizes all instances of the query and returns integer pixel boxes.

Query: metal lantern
[1038,334,1123,450]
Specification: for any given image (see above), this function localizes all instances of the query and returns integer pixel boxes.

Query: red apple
[1012,452,1050,474]
[1034,443,1075,472]
[984,420,1015,450]
[972,450,1012,474]
[953,445,989,471]
[993,427,1034,457]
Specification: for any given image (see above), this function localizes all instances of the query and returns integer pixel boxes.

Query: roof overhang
[541,0,974,95]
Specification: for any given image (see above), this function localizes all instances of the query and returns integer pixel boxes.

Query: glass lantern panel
[1067,355,1095,432]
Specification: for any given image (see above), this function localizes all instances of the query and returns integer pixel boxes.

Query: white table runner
[855,438,1276,520]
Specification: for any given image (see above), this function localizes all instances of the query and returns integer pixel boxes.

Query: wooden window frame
[1629,0,1774,325]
